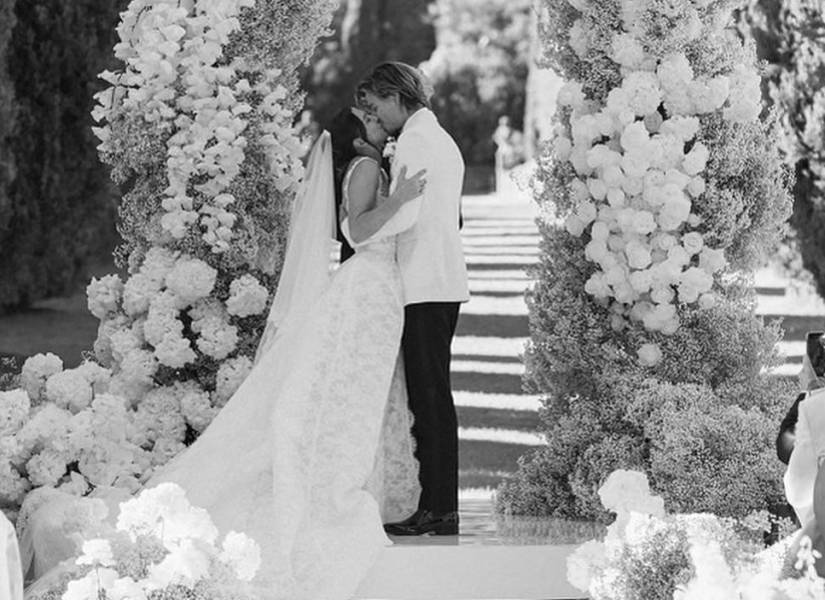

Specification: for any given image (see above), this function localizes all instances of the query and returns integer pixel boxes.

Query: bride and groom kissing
[143,61,469,598]
[22,60,467,600]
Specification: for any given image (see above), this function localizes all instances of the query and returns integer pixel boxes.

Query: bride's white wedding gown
[148,156,420,599]
[20,156,421,600]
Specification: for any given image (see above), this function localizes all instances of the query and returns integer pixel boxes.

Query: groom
[357,62,470,536]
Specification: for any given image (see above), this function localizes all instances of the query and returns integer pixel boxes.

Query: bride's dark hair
[327,108,368,213]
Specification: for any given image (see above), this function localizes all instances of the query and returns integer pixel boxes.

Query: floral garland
[553,0,763,366]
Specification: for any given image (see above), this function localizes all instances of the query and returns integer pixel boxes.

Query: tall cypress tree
[0,0,15,242]
[0,0,126,312]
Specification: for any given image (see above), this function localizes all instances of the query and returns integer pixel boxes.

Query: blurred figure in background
[492,115,524,197]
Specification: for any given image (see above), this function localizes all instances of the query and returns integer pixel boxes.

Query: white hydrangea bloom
[176,381,216,433]
[26,449,68,487]
[622,71,662,116]
[140,246,179,286]
[111,349,158,404]
[699,247,727,273]
[144,291,183,347]
[611,33,646,69]
[154,333,197,368]
[44,369,94,414]
[133,386,188,447]
[678,267,714,303]
[214,355,253,407]
[226,274,269,317]
[0,461,30,506]
[122,272,162,317]
[20,353,64,403]
[164,257,218,308]
[86,274,124,319]
[219,531,262,582]
[0,390,30,437]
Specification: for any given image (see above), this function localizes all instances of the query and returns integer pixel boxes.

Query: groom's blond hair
[357,62,432,111]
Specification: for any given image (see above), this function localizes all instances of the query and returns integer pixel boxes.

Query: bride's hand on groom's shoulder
[390,165,427,206]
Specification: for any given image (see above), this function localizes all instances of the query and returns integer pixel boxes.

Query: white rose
[650,286,675,304]
[625,240,652,269]
[681,232,704,255]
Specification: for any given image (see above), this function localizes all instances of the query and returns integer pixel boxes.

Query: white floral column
[497,0,793,520]
[0,0,338,520]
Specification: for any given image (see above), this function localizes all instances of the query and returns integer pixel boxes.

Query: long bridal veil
[255,131,336,363]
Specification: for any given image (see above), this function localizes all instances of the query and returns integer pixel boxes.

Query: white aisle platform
[355,496,587,600]
[353,187,588,598]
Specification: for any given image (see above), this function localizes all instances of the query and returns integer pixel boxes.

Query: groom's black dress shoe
[384,509,459,536]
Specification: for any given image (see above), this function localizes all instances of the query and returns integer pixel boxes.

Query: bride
[21,107,426,600]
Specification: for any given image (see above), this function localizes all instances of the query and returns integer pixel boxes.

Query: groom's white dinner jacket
[389,108,470,306]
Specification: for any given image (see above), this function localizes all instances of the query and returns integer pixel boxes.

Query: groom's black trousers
[402,301,461,514]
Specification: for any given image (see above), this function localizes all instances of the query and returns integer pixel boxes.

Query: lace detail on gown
[149,156,420,599]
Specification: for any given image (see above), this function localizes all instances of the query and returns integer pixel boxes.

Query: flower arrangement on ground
[568,470,824,600]
[25,483,261,600]
[497,0,794,520]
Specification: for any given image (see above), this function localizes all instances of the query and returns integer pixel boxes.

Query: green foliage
[301,0,437,128]
[743,0,825,299]
[422,0,531,165]
[0,0,126,312]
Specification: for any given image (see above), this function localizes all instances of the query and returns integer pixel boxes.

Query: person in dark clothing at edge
[777,331,825,465]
